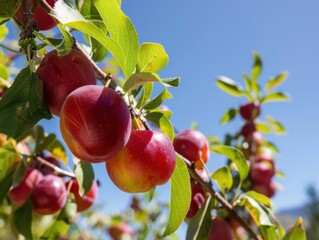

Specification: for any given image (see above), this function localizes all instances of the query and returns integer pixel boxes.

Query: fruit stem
[178,153,259,240]
[35,156,76,178]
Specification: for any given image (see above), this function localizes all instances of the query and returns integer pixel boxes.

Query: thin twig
[35,156,76,178]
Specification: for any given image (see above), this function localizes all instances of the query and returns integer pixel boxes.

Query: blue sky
[119,0,319,212]
[4,0,319,236]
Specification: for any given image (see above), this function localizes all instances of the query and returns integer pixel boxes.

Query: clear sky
[5,0,319,236]
[118,0,319,212]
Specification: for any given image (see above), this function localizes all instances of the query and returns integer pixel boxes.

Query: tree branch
[35,156,76,178]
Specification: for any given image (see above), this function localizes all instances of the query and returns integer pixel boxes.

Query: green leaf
[145,111,174,140]
[56,24,74,56]
[58,198,77,223]
[34,32,63,48]
[283,217,306,240]
[211,166,233,193]
[52,0,138,79]
[260,92,290,103]
[243,73,252,92]
[259,226,280,240]
[74,157,94,196]
[0,142,19,180]
[262,141,279,155]
[162,77,180,88]
[41,220,69,239]
[220,108,238,125]
[14,198,33,239]
[0,0,21,18]
[256,122,272,134]
[241,191,273,209]
[186,196,212,240]
[216,76,244,96]
[137,42,169,73]
[90,37,108,62]
[144,88,172,110]
[162,154,191,237]
[265,72,288,91]
[76,0,101,20]
[251,52,262,83]
[211,145,249,182]
[123,72,162,93]
[36,133,57,154]
[12,161,27,187]
[136,83,153,109]
[266,116,286,134]
[0,67,52,139]
[236,194,276,227]
[0,168,14,203]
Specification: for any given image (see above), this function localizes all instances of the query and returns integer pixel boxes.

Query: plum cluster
[239,102,277,198]
[36,47,176,194]
[9,155,98,215]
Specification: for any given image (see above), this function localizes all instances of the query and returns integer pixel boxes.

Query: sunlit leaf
[137,42,169,73]
[124,72,162,93]
[145,111,174,140]
[266,116,286,134]
[211,145,249,181]
[162,154,191,237]
[143,88,172,110]
[265,72,288,91]
[220,108,238,125]
[256,122,272,134]
[260,92,290,103]
[283,217,306,240]
[211,166,233,193]
[74,157,94,196]
[216,76,244,96]
[251,52,262,83]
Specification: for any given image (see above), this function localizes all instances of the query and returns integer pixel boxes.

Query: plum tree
[173,129,210,169]
[9,168,43,206]
[31,174,67,215]
[239,102,261,121]
[60,85,132,163]
[66,179,98,212]
[15,0,58,31]
[36,49,97,116]
[106,130,176,193]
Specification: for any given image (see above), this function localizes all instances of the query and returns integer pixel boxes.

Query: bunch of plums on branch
[239,102,277,198]
[36,47,176,194]
[9,155,98,214]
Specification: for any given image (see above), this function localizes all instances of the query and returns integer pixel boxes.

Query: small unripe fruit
[37,49,97,116]
[66,180,98,212]
[9,169,43,206]
[186,183,206,218]
[60,86,131,163]
[31,174,67,215]
[239,101,260,121]
[106,130,176,193]
[209,218,234,240]
[109,222,135,240]
[15,0,58,31]
[241,122,256,138]
[173,129,210,169]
